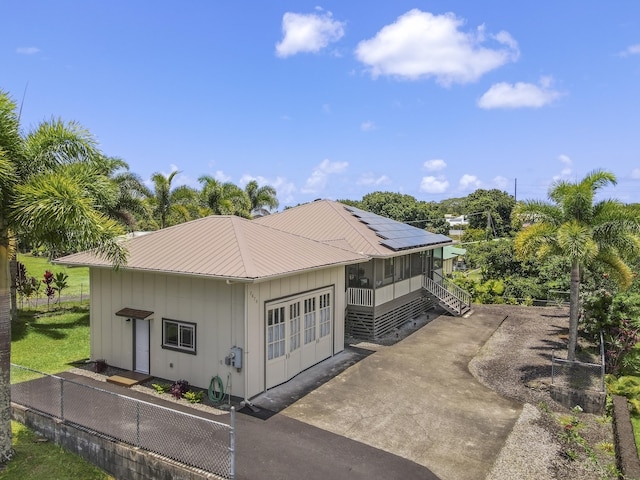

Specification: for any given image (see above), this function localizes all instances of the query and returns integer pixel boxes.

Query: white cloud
[492,176,509,189]
[354,9,519,85]
[276,11,345,58]
[553,155,572,180]
[302,159,348,193]
[239,174,295,205]
[214,170,232,182]
[357,173,391,186]
[420,176,449,194]
[632,168,640,179]
[618,44,640,57]
[459,174,481,190]
[424,159,447,172]
[16,47,40,55]
[361,120,377,131]
[478,78,562,109]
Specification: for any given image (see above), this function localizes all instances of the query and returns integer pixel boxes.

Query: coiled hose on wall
[208,375,225,402]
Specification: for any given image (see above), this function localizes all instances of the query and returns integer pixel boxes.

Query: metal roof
[55,215,368,281]
[255,200,452,256]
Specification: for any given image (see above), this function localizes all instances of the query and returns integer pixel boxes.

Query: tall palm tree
[199,176,251,218]
[0,90,127,462]
[244,180,279,217]
[514,170,640,361]
[99,157,152,231]
[147,171,199,229]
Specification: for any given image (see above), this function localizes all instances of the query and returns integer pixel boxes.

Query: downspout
[241,283,251,407]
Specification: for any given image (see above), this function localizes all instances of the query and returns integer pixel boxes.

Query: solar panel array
[344,206,450,251]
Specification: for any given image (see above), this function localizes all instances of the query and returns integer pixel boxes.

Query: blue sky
[2,1,639,208]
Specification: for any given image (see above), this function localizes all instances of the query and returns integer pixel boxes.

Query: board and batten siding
[89,268,245,395]
[245,265,346,398]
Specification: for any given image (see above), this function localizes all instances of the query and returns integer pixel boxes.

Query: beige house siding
[89,264,346,400]
[90,268,246,396]
[245,265,345,397]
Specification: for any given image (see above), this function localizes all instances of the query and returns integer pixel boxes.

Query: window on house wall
[410,252,424,276]
[304,297,317,345]
[347,261,373,288]
[162,319,196,354]
[394,255,411,281]
[267,306,286,360]
[319,293,331,338]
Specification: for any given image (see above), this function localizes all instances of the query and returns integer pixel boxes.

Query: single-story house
[55,200,470,400]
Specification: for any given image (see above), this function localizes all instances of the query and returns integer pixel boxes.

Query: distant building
[445,214,468,227]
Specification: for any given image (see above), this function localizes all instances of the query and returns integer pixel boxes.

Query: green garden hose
[208,375,225,402]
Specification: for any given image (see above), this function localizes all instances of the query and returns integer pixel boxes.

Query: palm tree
[199,176,251,218]
[99,157,152,231]
[0,90,127,462]
[244,180,279,217]
[147,171,199,229]
[514,170,640,361]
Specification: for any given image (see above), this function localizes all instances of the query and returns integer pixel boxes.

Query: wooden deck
[106,371,153,387]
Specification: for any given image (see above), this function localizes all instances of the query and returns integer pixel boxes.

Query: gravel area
[469,304,617,480]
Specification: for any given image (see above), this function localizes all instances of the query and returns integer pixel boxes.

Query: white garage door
[265,287,333,389]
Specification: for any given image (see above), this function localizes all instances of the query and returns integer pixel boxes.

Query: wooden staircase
[423,272,472,316]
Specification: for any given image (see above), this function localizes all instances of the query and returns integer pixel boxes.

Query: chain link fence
[11,364,235,479]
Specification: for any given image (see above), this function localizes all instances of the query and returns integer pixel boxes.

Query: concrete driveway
[279,311,523,480]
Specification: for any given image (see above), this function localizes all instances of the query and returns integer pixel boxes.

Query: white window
[304,297,316,345]
[319,293,331,338]
[289,302,301,352]
[267,306,286,360]
[162,318,196,354]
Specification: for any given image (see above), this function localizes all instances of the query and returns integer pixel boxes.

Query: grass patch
[0,421,112,479]
[17,253,89,301]
[11,304,91,382]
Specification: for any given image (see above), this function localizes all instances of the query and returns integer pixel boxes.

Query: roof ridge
[328,201,382,252]
[230,216,257,278]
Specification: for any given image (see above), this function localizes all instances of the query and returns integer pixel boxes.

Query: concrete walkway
[281,311,523,480]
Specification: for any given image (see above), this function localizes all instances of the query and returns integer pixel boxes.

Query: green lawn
[16,254,90,302]
[0,421,112,480]
[6,304,112,478]
[11,304,91,382]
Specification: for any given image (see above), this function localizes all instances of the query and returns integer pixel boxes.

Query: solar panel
[344,205,451,251]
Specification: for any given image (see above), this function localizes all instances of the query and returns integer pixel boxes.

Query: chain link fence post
[60,376,65,421]
[229,406,236,480]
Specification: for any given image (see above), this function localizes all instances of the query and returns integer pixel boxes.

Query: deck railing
[423,273,471,315]
[346,287,374,307]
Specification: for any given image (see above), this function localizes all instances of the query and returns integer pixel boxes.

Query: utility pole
[514,178,517,202]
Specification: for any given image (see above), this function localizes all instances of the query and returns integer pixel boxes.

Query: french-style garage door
[265,287,334,389]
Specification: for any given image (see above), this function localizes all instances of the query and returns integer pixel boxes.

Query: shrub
[184,390,205,404]
[94,359,107,373]
[170,379,190,399]
[152,383,171,394]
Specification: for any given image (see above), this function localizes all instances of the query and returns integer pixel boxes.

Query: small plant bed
[150,379,210,405]
[537,402,619,479]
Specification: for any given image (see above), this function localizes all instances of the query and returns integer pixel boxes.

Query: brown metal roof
[54,215,367,281]
[255,200,451,256]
